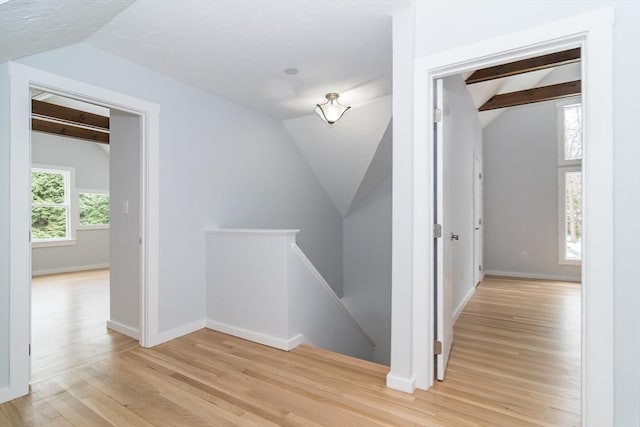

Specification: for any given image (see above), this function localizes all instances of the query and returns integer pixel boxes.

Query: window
[31,167,71,242]
[78,191,110,229]
[558,102,582,264]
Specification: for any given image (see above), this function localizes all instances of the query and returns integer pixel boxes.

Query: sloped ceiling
[0,0,135,63]
[6,0,398,217]
[88,0,399,120]
[467,62,582,126]
[283,96,391,217]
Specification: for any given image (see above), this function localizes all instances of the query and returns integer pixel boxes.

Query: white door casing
[390,7,614,426]
[1,62,161,404]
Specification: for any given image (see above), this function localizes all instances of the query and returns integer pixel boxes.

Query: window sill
[32,239,77,248]
[78,225,110,231]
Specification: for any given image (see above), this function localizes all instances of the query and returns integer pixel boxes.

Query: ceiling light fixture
[315,93,350,125]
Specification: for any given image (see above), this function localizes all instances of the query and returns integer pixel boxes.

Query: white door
[473,155,483,286]
[434,79,454,381]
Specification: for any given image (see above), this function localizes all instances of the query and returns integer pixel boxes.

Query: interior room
[0,1,637,426]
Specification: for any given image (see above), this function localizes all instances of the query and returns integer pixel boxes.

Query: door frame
[2,62,161,402]
[408,8,614,426]
[472,152,482,287]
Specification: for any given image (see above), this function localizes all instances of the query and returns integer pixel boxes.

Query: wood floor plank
[0,271,581,426]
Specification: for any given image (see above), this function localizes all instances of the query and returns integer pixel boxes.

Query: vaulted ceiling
[7,1,578,220]
[4,0,399,217]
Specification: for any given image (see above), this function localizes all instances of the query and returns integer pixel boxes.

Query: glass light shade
[315,93,350,125]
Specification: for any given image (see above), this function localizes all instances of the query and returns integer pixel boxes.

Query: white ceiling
[283,96,391,217]
[0,0,134,63]
[88,0,399,120]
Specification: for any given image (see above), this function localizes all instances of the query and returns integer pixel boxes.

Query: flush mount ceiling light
[315,93,350,125]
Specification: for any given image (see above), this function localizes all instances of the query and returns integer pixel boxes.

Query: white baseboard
[206,319,304,351]
[0,387,11,404]
[453,286,476,323]
[32,263,110,277]
[386,372,415,393]
[155,320,206,345]
[107,320,140,340]
[483,270,581,282]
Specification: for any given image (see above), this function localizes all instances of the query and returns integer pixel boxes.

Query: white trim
[3,61,161,402]
[205,228,301,235]
[483,270,581,283]
[453,286,476,323]
[155,320,206,345]
[31,239,77,248]
[400,8,614,426]
[106,320,140,340]
[31,263,110,277]
[386,373,416,393]
[206,320,305,351]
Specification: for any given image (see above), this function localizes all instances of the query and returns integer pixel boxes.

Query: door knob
[450,233,459,241]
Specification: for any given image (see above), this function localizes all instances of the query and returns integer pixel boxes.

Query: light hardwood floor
[31,269,137,382]
[0,273,581,426]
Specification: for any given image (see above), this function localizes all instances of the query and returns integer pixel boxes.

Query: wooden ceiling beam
[466,48,581,84]
[478,80,581,111]
[32,99,110,130]
[32,118,110,144]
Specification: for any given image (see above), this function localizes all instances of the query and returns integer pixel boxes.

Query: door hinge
[434,340,442,355]
[479,265,483,272]
[433,224,443,239]
[479,173,482,180]
[434,108,442,123]
[29,344,31,356]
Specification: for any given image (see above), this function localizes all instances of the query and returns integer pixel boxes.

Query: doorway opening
[432,49,584,423]
[28,92,144,382]
[406,10,615,423]
[2,61,160,403]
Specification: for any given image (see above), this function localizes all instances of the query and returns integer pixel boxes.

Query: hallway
[0,275,580,426]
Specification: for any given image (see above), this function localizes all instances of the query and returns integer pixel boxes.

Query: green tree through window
[31,169,69,240]
[79,193,110,226]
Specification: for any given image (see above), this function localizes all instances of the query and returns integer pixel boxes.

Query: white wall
[0,64,10,390]
[343,176,392,365]
[206,230,290,341]
[414,1,613,58]
[31,131,110,275]
[613,1,640,424]
[109,110,140,330]
[443,75,483,314]
[483,95,581,281]
[16,42,342,333]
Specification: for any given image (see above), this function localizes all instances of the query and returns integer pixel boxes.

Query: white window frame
[557,99,582,265]
[31,164,77,248]
[77,188,110,230]
[558,166,582,265]
[557,99,583,167]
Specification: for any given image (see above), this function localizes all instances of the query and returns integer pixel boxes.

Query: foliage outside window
[79,192,110,227]
[31,168,70,241]
[558,103,582,264]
